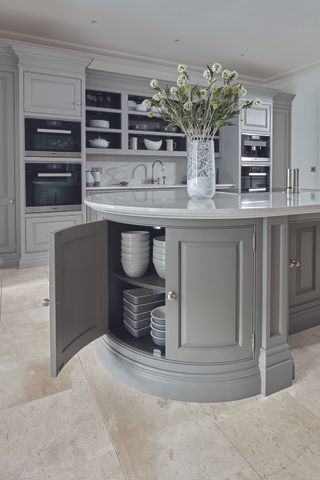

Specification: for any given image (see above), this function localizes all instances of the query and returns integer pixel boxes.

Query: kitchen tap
[132,163,148,184]
[151,160,164,184]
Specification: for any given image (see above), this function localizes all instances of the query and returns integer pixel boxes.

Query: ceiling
[0,0,319,81]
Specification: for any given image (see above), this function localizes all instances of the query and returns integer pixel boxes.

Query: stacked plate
[121,231,150,278]
[153,236,165,279]
[150,306,166,346]
[123,288,165,338]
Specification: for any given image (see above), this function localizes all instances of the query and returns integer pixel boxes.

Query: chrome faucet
[151,160,164,184]
[132,163,148,184]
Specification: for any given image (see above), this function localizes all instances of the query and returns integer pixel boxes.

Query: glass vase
[187,138,216,199]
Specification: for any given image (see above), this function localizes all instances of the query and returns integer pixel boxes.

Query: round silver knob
[42,298,50,307]
[167,291,177,301]
[289,259,300,269]
[9,199,14,204]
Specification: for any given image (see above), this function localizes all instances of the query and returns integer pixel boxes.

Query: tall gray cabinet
[0,68,16,263]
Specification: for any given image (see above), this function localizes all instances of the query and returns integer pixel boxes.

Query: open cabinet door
[50,221,108,376]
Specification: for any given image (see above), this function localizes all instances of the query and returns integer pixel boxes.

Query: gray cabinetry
[0,70,16,255]
[24,72,82,117]
[165,226,255,363]
[241,102,271,132]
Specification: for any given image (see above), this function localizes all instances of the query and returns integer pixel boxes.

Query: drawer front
[26,215,82,253]
[24,72,82,117]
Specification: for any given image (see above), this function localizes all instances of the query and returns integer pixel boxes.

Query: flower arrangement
[144,63,261,139]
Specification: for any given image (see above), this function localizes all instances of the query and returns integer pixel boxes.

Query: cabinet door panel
[24,72,82,117]
[289,221,320,306]
[50,221,108,376]
[166,226,255,363]
[241,103,271,132]
[0,71,16,254]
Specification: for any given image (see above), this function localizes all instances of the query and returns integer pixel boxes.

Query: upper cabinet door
[0,70,16,254]
[241,103,271,132]
[165,226,255,363]
[24,72,82,117]
[289,220,320,307]
[50,221,108,376]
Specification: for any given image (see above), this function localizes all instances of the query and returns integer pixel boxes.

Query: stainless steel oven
[25,118,81,157]
[241,133,270,163]
[241,165,270,193]
[25,162,82,213]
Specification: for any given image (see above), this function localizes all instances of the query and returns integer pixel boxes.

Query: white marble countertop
[85,188,320,220]
[86,183,235,191]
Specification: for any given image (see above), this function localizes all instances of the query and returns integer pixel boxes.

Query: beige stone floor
[1,268,320,479]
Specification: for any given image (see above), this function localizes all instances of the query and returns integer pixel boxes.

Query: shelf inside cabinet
[86,89,121,110]
[86,127,121,133]
[86,106,122,113]
[113,270,165,290]
[109,324,165,356]
[128,130,184,138]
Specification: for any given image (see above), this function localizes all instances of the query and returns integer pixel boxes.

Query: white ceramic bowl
[121,252,149,261]
[89,137,109,148]
[151,331,165,346]
[153,251,166,261]
[151,326,165,339]
[153,257,166,266]
[144,139,162,151]
[89,119,110,128]
[151,319,165,331]
[121,231,149,240]
[154,263,165,279]
[121,244,150,254]
[151,306,166,323]
[121,237,149,245]
[121,259,149,278]
[136,103,148,112]
[153,236,165,246]
[153,244,165,252]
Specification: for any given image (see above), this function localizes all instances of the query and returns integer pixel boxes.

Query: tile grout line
[78,352,130,480]
[198,404,264,480]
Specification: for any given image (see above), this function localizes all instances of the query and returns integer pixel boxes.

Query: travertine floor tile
[0,389,115,479]
[209,391,320,479]
[290,325,320,353]
[287,343,320,397]
[0,305,49,337]
[1,267,48,288]
[79,343,261,480]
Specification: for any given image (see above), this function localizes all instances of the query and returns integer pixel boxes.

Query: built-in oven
[25,162,82,213]
[241,133,270,162]
[25,118,81,157]
[241,165,270,193]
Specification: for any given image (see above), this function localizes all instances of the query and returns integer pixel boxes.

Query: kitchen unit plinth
[50,189,320,402]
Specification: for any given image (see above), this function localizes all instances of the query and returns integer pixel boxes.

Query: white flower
[211,63,222,73]
[170,86,178,95]
[152,93,161,101]
[203,69,211,80]
[199,88,207,98]
[254,98,262,106]
[183,100,192,110]
[142,99,152,107]
[231,70,239,79]
[150,79,158,89]
[177,74,187,87]
[239,86,247,97]
[177,64,187,73]
[222,69,232,80]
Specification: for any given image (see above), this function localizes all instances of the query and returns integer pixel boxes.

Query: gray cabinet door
[24,72,82,117]
[165,226,255,363]
[0,70,16,254]
[289,220,320,307]
[50,221,108,376]
[241,103,271,132]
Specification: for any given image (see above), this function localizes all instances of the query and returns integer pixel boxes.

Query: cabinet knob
[9,199,14,204]
[42,298,50,307]
[289,259,300,269]
[167,291,177,301]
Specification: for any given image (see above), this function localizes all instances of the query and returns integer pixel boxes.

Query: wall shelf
[128,130,184,137]
[86,127,122,133]
[113,270,165,290]
[86,106,122,113]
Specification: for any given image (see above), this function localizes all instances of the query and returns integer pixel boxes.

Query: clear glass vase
[187,138,216,199]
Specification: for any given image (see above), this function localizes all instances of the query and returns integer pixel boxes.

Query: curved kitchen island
[50,188,320,402]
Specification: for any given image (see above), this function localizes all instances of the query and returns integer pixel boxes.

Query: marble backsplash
[86,157,187,186]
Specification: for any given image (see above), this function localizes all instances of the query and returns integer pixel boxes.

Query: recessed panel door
[50,221,108,376]
[165,226,255,363]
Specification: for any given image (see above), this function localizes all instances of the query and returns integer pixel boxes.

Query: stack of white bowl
[153,236,165,279]
[150,306,166,346]
[121,231,150,278]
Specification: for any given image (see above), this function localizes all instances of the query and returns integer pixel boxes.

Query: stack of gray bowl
[150,306,166,346]
[121,231,150,278]
[123,288,165,338]
[153,236,165,279]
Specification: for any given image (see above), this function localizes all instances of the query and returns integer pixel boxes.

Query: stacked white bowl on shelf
[121,231,150,278]
[150,306,166,346]
[153,236,166,279]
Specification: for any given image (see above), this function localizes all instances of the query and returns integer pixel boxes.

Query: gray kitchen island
[50,188,320,402]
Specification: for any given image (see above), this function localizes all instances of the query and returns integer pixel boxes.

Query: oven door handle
[36,128,72,134]
[37,173,72,177]
[248,172,267,176]
[248,187,267,192]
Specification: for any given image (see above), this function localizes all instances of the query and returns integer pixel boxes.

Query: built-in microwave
[241,133,270,162]
[25,162,82,213]
[25,118,81,157]
[241,165,270,193]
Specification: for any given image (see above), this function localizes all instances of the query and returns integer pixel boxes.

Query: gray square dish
[123,297,165,314]
[123,313,150,329]
[123,287,165,305]
[124,320,150,338]
[123,307,151,321]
